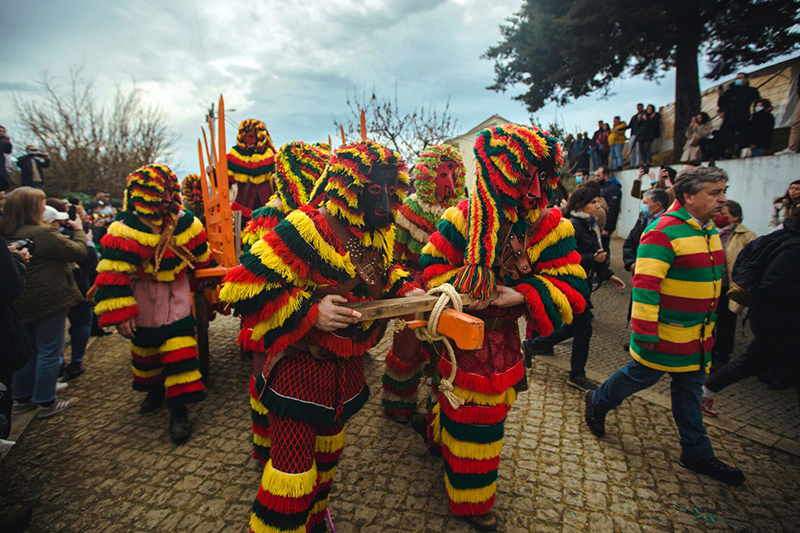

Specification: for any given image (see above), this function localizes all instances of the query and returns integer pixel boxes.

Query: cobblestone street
[2,241,800,532]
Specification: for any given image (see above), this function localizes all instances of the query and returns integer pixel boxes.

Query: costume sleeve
[220,206,355,356]
[94,221,145,327]
[240,205,285,252]
[630,226,675,344]
[420,202,468,289]
[515,211,589,337]
[383,265,420,298]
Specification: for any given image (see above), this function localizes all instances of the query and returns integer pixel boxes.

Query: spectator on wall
[718,72,760,158]
[627,103,645,167]
[16,146,50,190]
[778,71,800,154]
[635,104,661,165]
[682,112,714,162]
[608,116,627,171]
[745,98,775,157]
[770,179,800,229]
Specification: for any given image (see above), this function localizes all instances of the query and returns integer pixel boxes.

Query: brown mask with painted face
[244,130,257,148]
[360,164,398,229]
[518,167,546,212]
[434,160,457,203]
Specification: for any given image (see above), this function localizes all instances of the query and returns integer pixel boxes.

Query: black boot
[411,413,441,457]
[584,390,606,437]
[679,452,745,486]
[169,405,191,444]
[0,504,32,533]
[139,388,165,415]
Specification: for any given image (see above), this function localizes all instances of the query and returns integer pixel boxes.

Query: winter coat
[8,224,88,323]
[719,84,760,126]
[569,213,613,282]
[747,110,775,150]
[600,178,622,234]
[636,112,661,142]
[608,122,628,145]
[0,236,33,376]
[16,153,50,188]
[629,202,723,373]
[622,214,661,272]
[720,222,757,314]
[682,122,714,161]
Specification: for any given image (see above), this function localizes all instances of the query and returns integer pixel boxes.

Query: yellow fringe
[253,433,271,448]
[94,296,138,315]
[441,428,503,460]
[326,201,364,227]
[444,473,497,503]
[250,290,312,341]
[538,275,573,325]
[432,402,442,445]
[250,395,269,416]
[161,336,197,352]
[288,210,355,276]
[251,239,298,284]
[309,495,332,518]
[131,343,160,357]
[260,460,318,498]
[315,430,345,453]
[219,279,272,304]
[174,216,204,246]
[107,220,160,247]
[527,218,573,264]
[319,468,336,485]
[427,269,460,289]
[96,258,138,274]
[164,369,202,387]
[132,365,163,379]
[538,263,587,279]
[452,385,516,407]
[250,514,305,533]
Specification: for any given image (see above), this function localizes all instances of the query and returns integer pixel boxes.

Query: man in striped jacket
[584,166,745,486]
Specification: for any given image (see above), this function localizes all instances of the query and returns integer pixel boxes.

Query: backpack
[729,230,790,306]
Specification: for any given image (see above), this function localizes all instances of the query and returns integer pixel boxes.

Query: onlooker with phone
[0,187,86,418]
[634,104,661,165]
[16,146,50,190]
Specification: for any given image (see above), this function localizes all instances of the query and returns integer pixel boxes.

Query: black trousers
[531,307,594,379]
[712,291,737,365]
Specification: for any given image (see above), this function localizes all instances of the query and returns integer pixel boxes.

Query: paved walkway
[2,239,799,532]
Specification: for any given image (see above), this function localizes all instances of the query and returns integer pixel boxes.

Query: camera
[68,204,77,221]
[9,238,35,254]
[641,164,650,174]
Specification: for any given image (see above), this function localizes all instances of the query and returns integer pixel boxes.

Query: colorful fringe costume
[93,164,212,407]
[220,141,418,533]
[227,141,331,464]
[228,118,277,217]
[420,125,588,517]
[181,173,205,222]
[381,145,466,425]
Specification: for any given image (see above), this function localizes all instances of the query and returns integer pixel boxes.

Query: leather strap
[138,216,199,273]
[496,208,549,280]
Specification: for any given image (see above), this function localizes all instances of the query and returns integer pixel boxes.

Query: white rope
[413,283,465,410]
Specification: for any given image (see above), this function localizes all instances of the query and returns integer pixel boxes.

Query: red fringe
[440,401,510,426]
[429,232,464,266]
[265,306,320,358]
[253,423,270,438]
[131,352,160,365]
[449,497,496,517]
[395,280,421,297]
[385,347,425,375]
[443,445,500,474]
[160,346,198,364]
[95,271,132,286]
[535,251,579,273]
[256,486,318,515]
[306,326,376,358]
[306,510,326,528]
[228,152,275,169]
[381,383,418,398]
[133,374,163,386]
[532,208,561,241]
[223,265,266,286]
[516,283,554,337]
[98,305,139,327]
[422,263,456,286]
[315,450,343,464]
[166,380,205,399]
[438,358,523,396]
[542,275,587,315]
[102,234,152,258]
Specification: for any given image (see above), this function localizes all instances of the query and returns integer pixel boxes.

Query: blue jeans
[68,302,92,364]
[610,144,624,169]
[14,309,67,404]
[592,360,714,458]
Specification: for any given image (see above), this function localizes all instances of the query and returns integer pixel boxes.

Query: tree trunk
[673,36,701,163]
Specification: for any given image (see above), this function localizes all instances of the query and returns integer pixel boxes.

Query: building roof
[447,114,512,143]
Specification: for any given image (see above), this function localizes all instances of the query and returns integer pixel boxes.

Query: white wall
[612,153,800,239]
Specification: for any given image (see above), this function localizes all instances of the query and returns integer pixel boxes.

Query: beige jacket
[724,223,757,314]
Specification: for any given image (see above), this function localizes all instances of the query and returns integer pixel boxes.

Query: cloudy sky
[0,0,773,178]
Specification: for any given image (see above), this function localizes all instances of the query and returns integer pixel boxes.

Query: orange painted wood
[403,309,484,350]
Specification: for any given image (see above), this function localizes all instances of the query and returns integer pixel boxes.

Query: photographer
[0,187,85,418]
[631,165,676,206]
[523,186,625,392]
[16,146,50,190]
[48,199,98,381]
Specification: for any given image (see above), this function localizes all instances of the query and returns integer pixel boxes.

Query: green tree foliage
[485,0,800,160]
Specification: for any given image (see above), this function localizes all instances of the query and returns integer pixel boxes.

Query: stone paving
[2,239,800,532]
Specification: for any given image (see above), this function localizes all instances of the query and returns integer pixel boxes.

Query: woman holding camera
[0,187,86,418]
[523,186,626,392]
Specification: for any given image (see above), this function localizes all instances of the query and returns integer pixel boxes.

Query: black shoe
[679,452,745,486]
[522,340,553,366]
[584,390,605,437]
[139,389,165,415]
[514,370,529,392]
[62,362,85,382]
[623,343,630,352]
[91,328,112,337]
[411,413,427,443]
[169,405,192,444]
[0,504,33,533]
[567,375,598,392]
[768,375,796,391]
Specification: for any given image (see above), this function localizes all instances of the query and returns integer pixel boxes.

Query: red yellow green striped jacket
[630,202,724,372]
[93,210,212,327]
[394,194,449,269]
[420,200,589,337]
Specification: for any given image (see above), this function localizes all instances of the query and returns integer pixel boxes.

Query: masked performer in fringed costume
[381,145,466,435]
[420,124,588,531]
[228,118,277,218]
[221,141,331,465]
[221,140,423,533]
[181,173,205,223]
[92,164,212,444]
